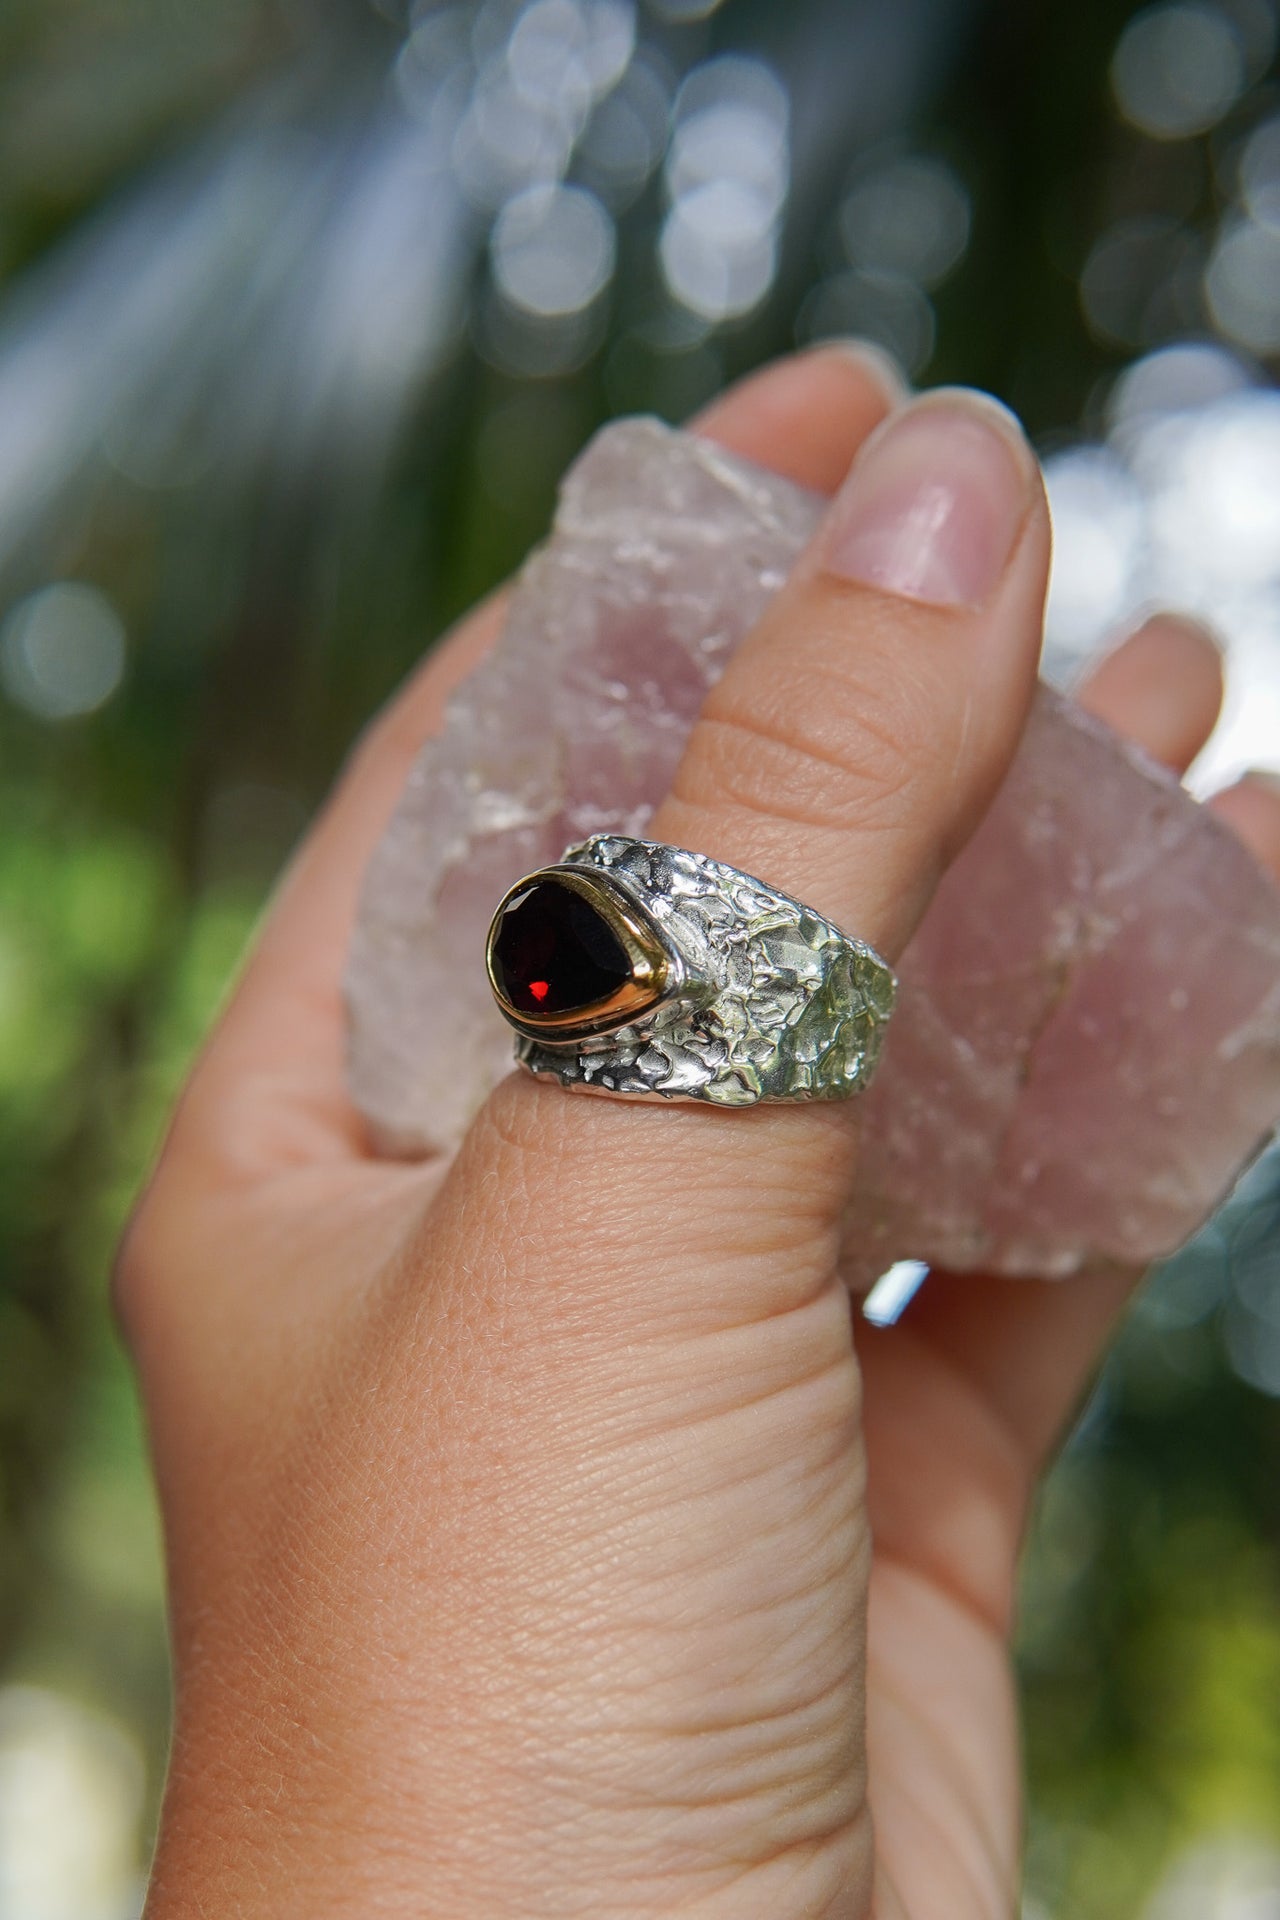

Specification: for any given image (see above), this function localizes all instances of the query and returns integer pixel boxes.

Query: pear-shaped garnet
[490,878,633,1017]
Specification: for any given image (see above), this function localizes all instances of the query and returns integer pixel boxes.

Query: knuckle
[682,646,937,837]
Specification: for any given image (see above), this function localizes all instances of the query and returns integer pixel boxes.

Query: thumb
[450,388,1048,1308]
[391,390,1050,1913]
[664,388,1045,981]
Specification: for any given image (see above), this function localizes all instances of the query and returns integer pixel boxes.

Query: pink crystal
[345,419,1280,1282]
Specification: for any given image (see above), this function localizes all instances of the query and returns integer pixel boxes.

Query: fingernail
[821,390,1035,608]
[812,337,910,408]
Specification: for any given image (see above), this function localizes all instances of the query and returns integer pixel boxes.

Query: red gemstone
[491,879,632,1016]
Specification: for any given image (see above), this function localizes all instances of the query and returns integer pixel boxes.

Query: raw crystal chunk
[345,419,1280,1282]
[841,694,1280,1286]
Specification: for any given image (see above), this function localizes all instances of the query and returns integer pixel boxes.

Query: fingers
[1074,612,1223,770]
[1208,770,1280,874]
[1075,617,1280,898]
[171,344,904,1170]
[695,340,907,492]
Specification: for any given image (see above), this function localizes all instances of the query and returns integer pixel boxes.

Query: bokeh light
[453,49,581,206]
[0,1687,144,1920]
[838,151,970,288]
[577,53,672,206]
[1043,448,1146,661]
[1142,1836,1280,1918]
[508,0,635,107]
[1079,216,1204,349]
[1205,215,1280,352]
[1045,361,1280,792]
[1111,2,1247,139]
[393,7,473,122]
[660,54,789,322]
[491,182,616,316]
[796,144,969,374]
[0,584,125,723]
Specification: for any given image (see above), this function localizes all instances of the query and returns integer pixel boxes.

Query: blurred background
[1,0,1279,1912]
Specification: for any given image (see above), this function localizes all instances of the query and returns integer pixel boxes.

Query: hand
[118,347,1280,1919]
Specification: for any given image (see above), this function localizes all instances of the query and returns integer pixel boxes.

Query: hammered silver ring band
[485,834,897,1106]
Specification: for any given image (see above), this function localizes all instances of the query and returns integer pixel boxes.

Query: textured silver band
[495,834,896,1106]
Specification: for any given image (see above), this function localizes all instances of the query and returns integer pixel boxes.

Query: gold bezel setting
[485,865,675,1045]
[489,834,896,1106]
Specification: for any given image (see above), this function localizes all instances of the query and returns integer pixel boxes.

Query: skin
[117,347,1280,1919]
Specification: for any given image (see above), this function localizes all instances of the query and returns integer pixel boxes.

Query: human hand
[119,346,1280,1919]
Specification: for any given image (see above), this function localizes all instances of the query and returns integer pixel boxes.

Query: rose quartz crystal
[346,419,1280,1282]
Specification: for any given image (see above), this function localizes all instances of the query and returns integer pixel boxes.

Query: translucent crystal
[346,419,1280,1282]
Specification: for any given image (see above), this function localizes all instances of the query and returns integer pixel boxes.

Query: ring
[484,834,896,1105]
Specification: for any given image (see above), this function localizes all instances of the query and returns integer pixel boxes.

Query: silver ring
[485,834,896,1106]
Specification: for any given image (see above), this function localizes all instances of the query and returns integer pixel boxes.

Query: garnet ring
[484,833,897,1106]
